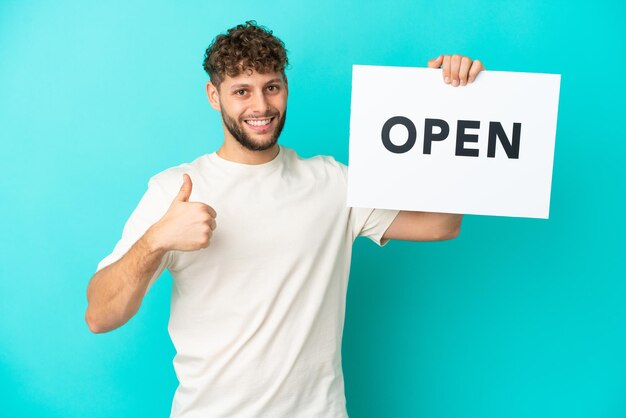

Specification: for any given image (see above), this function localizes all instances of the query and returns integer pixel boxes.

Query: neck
[216,135,279,165]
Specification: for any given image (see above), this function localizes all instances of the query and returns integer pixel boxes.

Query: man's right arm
[85,226,167,333]
[85,173,216,334]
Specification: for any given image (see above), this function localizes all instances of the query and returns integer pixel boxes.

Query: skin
[85,55,484,333]
[85,175,216,333]
[205,70,288,164]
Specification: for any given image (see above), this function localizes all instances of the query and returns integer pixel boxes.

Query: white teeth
[245,118,272,127]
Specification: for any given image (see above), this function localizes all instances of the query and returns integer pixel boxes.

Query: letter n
[488,122,521,159]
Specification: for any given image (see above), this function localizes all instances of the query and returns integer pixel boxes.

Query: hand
[427,54,485,87]
[148,174,217,251]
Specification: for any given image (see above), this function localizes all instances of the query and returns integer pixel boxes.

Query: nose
[250,90,270,114]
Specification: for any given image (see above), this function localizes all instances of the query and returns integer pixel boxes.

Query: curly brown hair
[203,21,289,88]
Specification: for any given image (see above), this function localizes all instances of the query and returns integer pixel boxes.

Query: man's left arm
[383,211,462,242]
[382,54,484,242]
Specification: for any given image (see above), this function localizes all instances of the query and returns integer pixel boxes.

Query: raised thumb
[174,173,193,202]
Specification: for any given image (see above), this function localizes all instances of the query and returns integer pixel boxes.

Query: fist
[149,174,217,251]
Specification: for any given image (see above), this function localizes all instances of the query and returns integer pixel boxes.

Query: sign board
[347,65,561,218]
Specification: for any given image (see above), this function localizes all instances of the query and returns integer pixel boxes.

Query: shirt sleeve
[350,207,400,247]
[95,176,173,294]
[330,156,400,247]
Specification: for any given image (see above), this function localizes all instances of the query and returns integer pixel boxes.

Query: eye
[235,89,246,96]
[267,85,279,92]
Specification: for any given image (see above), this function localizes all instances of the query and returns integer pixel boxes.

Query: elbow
[436,224,461,241]
[446,226,461,240]
[85,300,135,334]
[85,308,113,334]
[85,310,104,334]
[85,273,116,334]
[440,215,462,241]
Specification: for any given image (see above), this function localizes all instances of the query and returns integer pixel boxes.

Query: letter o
[381,116,417,154]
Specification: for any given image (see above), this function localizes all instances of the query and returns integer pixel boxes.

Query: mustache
[240,110,280,120]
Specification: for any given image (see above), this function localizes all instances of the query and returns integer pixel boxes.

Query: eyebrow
[230,78,283,90]
[264,78,283,85]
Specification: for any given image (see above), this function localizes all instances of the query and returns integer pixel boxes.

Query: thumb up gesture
[149,174,217,252]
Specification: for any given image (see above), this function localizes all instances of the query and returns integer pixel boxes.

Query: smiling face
[207,70,288,152]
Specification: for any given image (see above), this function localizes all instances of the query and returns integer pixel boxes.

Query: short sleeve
[350,207,400,247]
[95,176,173,294]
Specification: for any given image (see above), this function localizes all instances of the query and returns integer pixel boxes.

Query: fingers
[174,174,218,221]
[427,55,443,69]
[204,205,217,231]
[468,59,484,83]
[450,54,462,87]
[459,56,472,86]
[439,55,485,86]
[189,202,217,218]
[442,55,451,84]
[205,204,217,219]
[173,174,217,217]
[195,202,217,231]
[174,173,193,202]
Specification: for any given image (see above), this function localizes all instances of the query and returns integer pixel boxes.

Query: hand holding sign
[347,65,561,219]
[427,54,485,86]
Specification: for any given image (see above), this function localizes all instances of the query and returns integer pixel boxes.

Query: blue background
[1,1,625,417]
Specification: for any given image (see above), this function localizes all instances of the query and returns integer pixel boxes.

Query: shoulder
[148,154,210,191]
[283,146,348,180]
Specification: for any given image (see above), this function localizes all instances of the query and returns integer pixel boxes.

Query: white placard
[347,65,561,219]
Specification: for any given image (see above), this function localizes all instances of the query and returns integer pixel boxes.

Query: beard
[221,107,287,152]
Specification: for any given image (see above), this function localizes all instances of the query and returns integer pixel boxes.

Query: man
[85,21,484,418]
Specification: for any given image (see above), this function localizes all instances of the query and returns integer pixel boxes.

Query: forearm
[429,212,462,239]
[85,226,166,333]
[383,211,463,242]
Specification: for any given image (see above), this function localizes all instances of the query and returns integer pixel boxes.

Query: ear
[206,81,221,112]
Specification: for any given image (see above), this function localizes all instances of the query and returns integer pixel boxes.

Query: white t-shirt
[96,145,400,418]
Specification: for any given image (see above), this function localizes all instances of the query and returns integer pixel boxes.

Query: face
[207,70,288,151]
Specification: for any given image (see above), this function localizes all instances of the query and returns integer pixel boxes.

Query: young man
[85,21,484,418]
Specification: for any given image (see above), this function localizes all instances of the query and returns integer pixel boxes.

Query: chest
[168,170,348,273]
